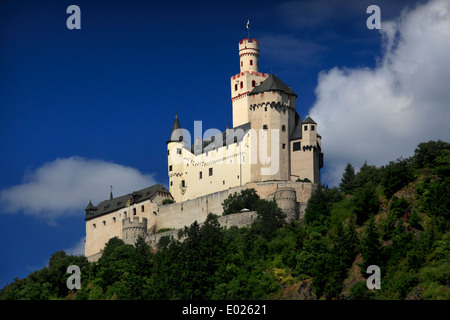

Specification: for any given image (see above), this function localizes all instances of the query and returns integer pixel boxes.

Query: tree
[353,162,380,189]
[222,188,260,215]
[359,217,382,270]
[340,163,356,194]
[251,199,286,240]
[304,185,341,231]
[381,158,413,199]
[352,183,380,226]
[412,140,450,169]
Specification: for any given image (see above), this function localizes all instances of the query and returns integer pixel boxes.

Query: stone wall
[146,210,258,249]
[85,181,316,262]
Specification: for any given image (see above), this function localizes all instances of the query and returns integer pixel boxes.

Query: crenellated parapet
[122,216,148,245]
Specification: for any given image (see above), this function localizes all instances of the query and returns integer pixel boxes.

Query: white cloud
[309,0,450,187]
[0,156,157,220]
[64,237,86,256]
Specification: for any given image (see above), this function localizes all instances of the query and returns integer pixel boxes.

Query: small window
[141,205,144,212]
[304,125,308,131]
[199,171,202,179]
[235,84,238,91]
[167,150,170,155]
[178,136,183,142]
[209,168,213,176]
[124,212,127,219]
[169,165,173,171]
[311,125,315,131]
[264,106,267,112]
[113,217,116,223]
[133,208,136,215]
[252,80,256,87]
[170,181,173,186]
[103,220,106,226]
[263,125,268,130]
[223,180,225,185]
[293,142,301,151]
[181,180,186,187]
[282,125,286,132]
[241,61,243,67]
[250,59,253,65]
[93,223,96,229]
[177,148,181,154]
[240,82,243,89]
[282,143,286,149]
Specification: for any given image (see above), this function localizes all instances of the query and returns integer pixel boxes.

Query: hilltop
[1,140,448,300]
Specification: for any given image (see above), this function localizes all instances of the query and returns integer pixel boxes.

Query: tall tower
[167,114,185,202]
[231,39,268,128]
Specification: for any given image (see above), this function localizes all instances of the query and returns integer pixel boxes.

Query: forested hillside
[1,140,448,300]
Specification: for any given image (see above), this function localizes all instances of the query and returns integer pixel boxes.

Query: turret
[239,38,259,73]
[167,114,186,202]
[122,217,147,246]
[231,39,269,128]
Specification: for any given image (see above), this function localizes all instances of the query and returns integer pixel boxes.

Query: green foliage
[156,227,175,234]
[162,198,175,205]
[251,199,286,240]
[413,140,450,169]
[304,185,341,232]
[339,163,356,194]
[222,188,260,216]
[389,196,410,219]
[381,158,414,199]
[352,183,380,226]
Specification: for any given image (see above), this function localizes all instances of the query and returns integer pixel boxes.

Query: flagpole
[246,19,250,40]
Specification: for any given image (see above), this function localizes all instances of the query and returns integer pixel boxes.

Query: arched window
[235,83,238,91]
[141,205,144,212]
[282,125,286,132]
[250,60,253,65]
[252,80,256,87]
[240,82,243,89]
[113,217,116,223]
[133,208,136,215]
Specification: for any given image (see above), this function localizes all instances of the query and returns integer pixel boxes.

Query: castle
[84,38,323,262]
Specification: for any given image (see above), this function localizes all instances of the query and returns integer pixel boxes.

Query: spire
[110,185,113,200]
[167,113,183,143]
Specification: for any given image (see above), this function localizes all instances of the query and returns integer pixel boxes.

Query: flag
[246,20,250,29]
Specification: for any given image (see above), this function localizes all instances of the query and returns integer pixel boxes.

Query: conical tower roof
[167,114,184,144]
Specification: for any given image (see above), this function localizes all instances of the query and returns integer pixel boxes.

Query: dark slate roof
[249,74,297,97]
[167,115,184,144]
[290,112,303,140]
[302,116,317,124]
[85,184,170,220]
[187,122,251,155]
[290,114,319,140]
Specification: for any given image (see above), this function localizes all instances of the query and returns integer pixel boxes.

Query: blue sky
[1,0,449,288]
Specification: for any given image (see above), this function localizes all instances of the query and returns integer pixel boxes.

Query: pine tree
[340,163,356,194]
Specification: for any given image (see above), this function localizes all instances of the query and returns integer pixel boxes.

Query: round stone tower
[239,38,259,73]
[122,216,148,246]
[272,187,298,222]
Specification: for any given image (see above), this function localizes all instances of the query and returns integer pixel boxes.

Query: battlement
[231,71,269,80]
[239,38,259,46]
[122,217,148,246]
[122,217,148,230]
